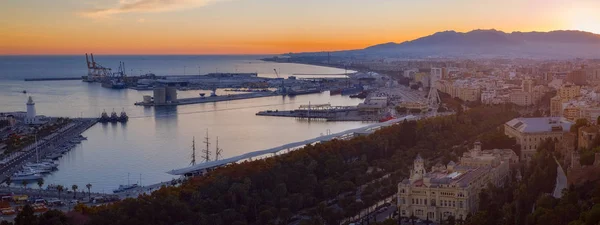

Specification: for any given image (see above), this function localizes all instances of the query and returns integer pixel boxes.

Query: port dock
[135,92,280,106]
[24,77,82,81]
[0,118,98,183]
[256,104,369,121]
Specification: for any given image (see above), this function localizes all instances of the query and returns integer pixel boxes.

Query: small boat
[112,184,139,193]
[22,90,27,94]
[110,110,119,123]
[11,169,44,181]
[118,110,128,123]
[100,110,110,123]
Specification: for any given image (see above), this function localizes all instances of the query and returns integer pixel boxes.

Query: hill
[303,29,600,59]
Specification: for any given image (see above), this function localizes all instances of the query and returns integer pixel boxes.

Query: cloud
[80,0,226,18]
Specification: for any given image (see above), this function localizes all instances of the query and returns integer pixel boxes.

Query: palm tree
[72,184,78,199]
[6,177,11,192]
[86,183,92,200]
[37,179,44,195]
[57,185,64,200]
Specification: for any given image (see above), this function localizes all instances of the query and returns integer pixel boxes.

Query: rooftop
[506,117,572,133]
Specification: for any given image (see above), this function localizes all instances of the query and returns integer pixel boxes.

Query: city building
[509,91,533,106]
[566,68,587,86]
[522,79,534,92]
[504,117,573,161]
[558,84,581,100]
[397,142,516,223]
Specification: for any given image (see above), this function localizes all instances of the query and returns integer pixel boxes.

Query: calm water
[0,55,365,193]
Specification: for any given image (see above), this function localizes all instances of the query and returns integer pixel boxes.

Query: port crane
[85,53,112,82]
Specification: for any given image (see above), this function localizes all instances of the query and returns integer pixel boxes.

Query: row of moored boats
[10,135,88,181]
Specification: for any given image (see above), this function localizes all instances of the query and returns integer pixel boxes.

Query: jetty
[167,115,418,176]
[256,104,358,120]
[24,77,82,81]
[135,92,280,106]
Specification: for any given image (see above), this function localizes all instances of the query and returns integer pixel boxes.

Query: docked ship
[118,110,128,123]
[110,110,119,123]
[287,87,321,96]
[100,110,110,123]
[101,80,126,89]
[113,184,139,193]
[341,85,364,95]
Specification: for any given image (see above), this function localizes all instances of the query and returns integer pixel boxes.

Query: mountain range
[299,29,600,59]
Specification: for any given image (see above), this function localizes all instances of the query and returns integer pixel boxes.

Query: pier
[256,104,358,120]
[135,92,280,106]
[167,115,418,176]
[0,118,97,183]
[24,77,82,81]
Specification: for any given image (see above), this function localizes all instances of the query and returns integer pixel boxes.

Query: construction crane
[274,69,286,94]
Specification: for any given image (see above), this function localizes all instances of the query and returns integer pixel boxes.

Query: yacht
[23,166,52,174]
[11,169,44,181]
[25,162,58,169]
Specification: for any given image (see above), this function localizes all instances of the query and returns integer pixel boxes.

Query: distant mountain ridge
[299,29,600,59]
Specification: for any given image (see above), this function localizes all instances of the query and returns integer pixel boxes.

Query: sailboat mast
[35,133,38,163]
[215,137,223,161]
[191,137,196,166]
[202,130,211,162]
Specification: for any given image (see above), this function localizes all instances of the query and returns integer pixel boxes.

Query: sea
[0,55,367,193]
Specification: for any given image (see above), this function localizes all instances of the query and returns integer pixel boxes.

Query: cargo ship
[341,85,363,95]
[287,88,322,96]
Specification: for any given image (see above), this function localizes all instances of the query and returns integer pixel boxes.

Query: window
[452,201,456,207]
[431,199,436,206]
[459,201,464,208]
[412,199,414,204]
[424,199,427,205]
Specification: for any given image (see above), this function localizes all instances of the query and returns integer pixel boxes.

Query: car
[69,200,79,204]
[34,199,47,204]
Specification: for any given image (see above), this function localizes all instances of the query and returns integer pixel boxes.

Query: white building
[24,96,40,125]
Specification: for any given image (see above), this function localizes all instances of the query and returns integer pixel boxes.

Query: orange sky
[1,0,599,55]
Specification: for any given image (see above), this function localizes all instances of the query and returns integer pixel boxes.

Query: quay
[135,92,280,106]
[167,115,418,176]
[24,77,82,81]
[0,118,97,183]
[256,104,360,120]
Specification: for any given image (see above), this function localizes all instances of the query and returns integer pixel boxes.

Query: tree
[72,184,78,199]
[15,205,37,225]
[56,185,64,200]
[6,177,11,191]
[37,179,44,195]
[86,183,92,200]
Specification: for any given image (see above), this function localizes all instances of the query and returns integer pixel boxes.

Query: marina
[0,55,364,193]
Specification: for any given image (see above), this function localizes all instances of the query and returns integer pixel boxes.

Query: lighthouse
[25,96,38,125]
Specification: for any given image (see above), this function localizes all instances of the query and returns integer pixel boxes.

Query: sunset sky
[1,0,600,55]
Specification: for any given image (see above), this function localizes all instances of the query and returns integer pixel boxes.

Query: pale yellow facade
[398,143,515,222]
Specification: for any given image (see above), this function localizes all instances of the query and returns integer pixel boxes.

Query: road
[553,157,567,198]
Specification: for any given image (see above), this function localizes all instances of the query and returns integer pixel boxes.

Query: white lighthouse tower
[25,96,38,125]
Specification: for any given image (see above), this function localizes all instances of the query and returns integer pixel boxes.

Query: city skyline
[2,0,600,55]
